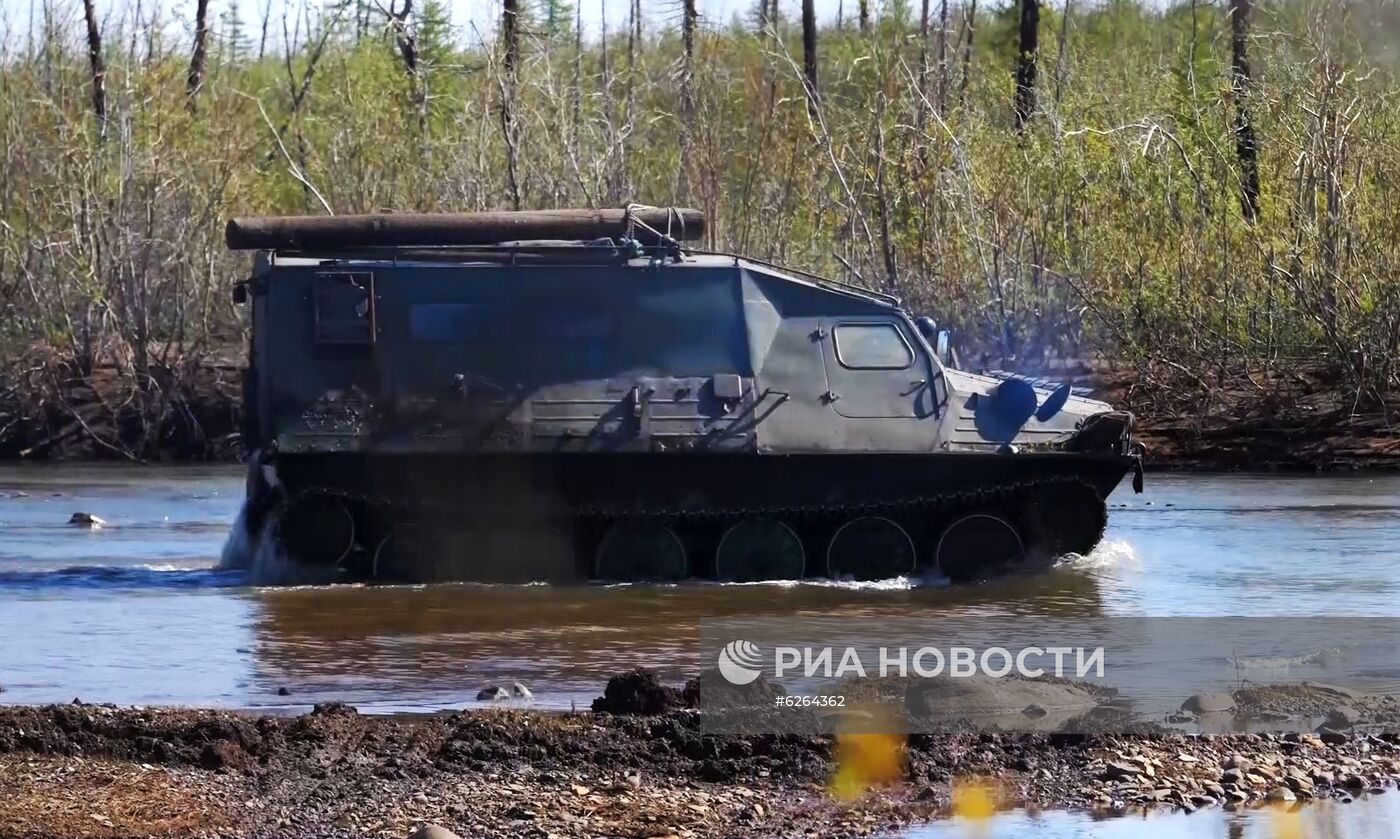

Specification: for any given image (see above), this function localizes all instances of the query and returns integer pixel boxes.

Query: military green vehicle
[224,207,1142,584]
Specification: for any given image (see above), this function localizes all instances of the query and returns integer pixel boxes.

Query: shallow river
[3,466,1400,836]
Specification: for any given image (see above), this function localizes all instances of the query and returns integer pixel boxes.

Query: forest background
[1,0,1397,464]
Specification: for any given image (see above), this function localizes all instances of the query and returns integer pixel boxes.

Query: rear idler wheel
[594,521,688,582]
[715,518,806,582]
[1026,482,1108,558]
[934,511,1025,582]
[279,494,356,567]
[826,516,917,581]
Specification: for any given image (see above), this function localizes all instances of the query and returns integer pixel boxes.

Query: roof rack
[227,207,704,251]
[269,240,671,267]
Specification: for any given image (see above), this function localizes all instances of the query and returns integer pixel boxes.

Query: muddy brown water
[3,465,1400,836]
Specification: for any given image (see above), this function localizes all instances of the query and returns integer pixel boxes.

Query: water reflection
[5,467,1400,712]
[908,795,1400,839]
[244,565,1108,710]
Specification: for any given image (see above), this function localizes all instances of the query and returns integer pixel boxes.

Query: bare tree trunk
[917,0,930,110]
[502,0,519,85]
[681,0,696,116]
[873,108,898,291]
[858,0,869,33]
[1229,0,1260,222]
[573,0,583,156]
[935,0,948,112]
[393,0,419,77]
[802,0,819,116]
[959,0,976,107]
[1013,0,1039,129]
[501,0,522,209]
[80,0,106,129]
[677,0,696,200]
[612,0,639,201]
[186,0,210,102]
[386,0,425,135]
[258,0,272,60]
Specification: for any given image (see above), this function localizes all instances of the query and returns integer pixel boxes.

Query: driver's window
[833,323,913,370]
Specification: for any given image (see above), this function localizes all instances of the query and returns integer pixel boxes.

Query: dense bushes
[2,0,1398,457]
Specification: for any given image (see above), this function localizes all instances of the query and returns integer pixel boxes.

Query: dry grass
[0,756,242,839]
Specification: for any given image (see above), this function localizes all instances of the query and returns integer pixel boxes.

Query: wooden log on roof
[225,207,705,250]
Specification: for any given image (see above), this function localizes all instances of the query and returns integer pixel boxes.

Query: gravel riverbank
[3,678,1400,839]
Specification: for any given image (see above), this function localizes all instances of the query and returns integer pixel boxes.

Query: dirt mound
[0,704,268,767]
[682,668,786,709]
[591,668,684,715]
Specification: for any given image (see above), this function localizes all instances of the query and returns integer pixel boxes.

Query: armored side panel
[739,265,942,454]
[255,258,755,456]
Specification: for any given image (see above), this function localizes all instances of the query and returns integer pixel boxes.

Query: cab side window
[833,323,912,370]
[315,272,375,344]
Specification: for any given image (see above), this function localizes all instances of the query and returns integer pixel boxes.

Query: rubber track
[277,475,1109,557]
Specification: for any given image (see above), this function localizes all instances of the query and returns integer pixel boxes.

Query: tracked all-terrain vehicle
[225,207,1143,584]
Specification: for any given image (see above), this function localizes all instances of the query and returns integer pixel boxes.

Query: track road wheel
[366,528,438,582]
[371,532,396,579]
[934,512,1025,582]
[826,516,917,581]
[715,519,806,582]
[595,522,687,582]
[1026,481,1108,558]
[280,494,355,566]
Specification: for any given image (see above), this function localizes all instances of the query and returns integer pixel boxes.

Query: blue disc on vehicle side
[974,377,1038,443]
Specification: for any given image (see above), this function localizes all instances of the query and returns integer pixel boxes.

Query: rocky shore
[3,673,1400,839]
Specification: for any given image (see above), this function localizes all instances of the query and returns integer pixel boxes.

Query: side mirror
[935,330,953,366]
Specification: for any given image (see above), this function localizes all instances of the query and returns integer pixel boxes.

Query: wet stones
[1103,761,1143,782]
[476,683,532,701]
[1182,693,1236,714]
[1266,786,1297,802]
[1326,705,1362,728]
[1286,774,1315,796]
[406,826,461,839]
